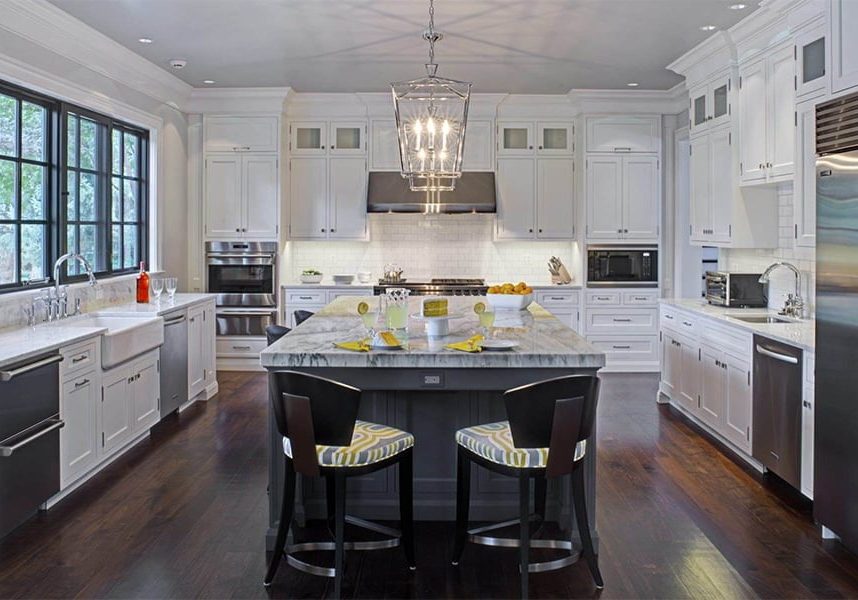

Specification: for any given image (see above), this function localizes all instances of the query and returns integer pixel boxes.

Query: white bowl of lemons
[486,282,534,311]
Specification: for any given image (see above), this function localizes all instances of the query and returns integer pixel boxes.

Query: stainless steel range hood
[367,171,496,214]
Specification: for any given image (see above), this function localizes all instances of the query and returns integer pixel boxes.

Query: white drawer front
[536,291,580,307]
[588,336,659,363]
[286,291,326,304]
[660,306,679,328]
[586,308,658,335]
[61,339,98,378]
[585,291,621,306]
[328,289,372,300]
[216,337,268,357]
[623,291,659,306]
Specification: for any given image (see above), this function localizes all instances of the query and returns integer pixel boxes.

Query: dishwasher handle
[0,354,63,382]
[755,344,799,364]
[163,314,187,326]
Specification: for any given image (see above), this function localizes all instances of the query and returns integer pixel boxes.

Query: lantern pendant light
[391,0,471,192]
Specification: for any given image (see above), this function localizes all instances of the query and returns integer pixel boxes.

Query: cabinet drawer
[623,291,659,305]
[661,306,679,328]
[328,288,372,300]
[285,290,326,304]
[586,308,658,335]
[585,291,621,305]
[61,339,98,378]
[588,335,659,363]
[216,337,268,358]
[536,291,580,307]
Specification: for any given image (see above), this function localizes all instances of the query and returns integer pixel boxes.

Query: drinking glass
[165,277,178,300]
[479,310,495,337]
[361,311,378,338]
[383,287,410,331]
[151,278,164,302]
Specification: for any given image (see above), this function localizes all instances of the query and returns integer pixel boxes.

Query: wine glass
[165,277,178,301]
[151,278,164,302]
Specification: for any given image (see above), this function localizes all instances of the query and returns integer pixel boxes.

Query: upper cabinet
[794,98,817,248]
[585,154,659,242]
[689,73,732,134]
[585,116,660,153]
[369,120,400,171]
[204,115,280,153]
[738,43,795,185]
[795,23,828,100]
[498,121,574,156]
[831,0,858,95]
[496,157,575,240]
[462,120,495,170]
[290,121,366,156]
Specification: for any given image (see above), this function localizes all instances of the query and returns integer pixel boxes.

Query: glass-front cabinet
[690,74,731,133]
[498,121,573,156]
[537,122,573,155]
[795,24,827,100]
[498,122,534,155]
[330,122,365,154]
[290,122,327,155]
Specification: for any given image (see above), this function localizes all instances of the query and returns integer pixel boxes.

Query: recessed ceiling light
[138,37,153,44]
[729,3,747,9]
[627,82,639,87]
[203,80,216,85]
[700,24,718,31]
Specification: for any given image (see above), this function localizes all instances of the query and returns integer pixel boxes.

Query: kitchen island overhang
[261,296,605,550]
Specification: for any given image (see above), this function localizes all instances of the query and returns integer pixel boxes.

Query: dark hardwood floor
[1,371,857,599]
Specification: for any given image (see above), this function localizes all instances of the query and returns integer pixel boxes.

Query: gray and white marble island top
[261,296,605,369]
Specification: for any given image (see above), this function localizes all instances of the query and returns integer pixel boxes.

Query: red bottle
[136,261,150,303]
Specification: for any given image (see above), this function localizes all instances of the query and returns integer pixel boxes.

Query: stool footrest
[467,520,581,574]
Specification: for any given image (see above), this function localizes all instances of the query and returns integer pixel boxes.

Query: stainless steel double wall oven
[206,242,278,337]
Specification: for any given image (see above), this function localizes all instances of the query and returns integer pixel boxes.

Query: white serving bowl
[332,274,355,285]
[485,293,533,311]
[300,274,323,284]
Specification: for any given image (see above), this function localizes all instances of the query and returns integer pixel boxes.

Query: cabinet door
[661,331,680,398]
[61,372,98,486]
[699,345,725,430]
[329,122,366,155]
[370,120,401,170]
[622,155,659,240]
[498,122,534,155]
[132,357,159,433]
[204,155,243,239]
[289,157,328,239]
[689,134,711,241]
[709,128,733,242]
[586,155,623,239]
[188,306,205,399]
[724,353,752,453]
[801,384,814,498]
[690,83,709,132]
[679,338,700,413]
[709,75,732,129]
[739,58,768,183]
[290,122,327,155]
[496,158,535,239]
[203,303,216,386]
[204,116,279,153]
[586,116,660,153]
[767,45,796,179]
[831,0,858,94]
[101,371,132,455]
[243,155,278,239]
[329,157,367,240]
[462,119,494,171]
[537,122,573,155]
[796,26,828,99]
[795,100,817,248]
[536,158,574,239]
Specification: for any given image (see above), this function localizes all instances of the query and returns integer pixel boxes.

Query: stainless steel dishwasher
[752,335,803,489]
[0,353,64,538]
[159,311,189,419]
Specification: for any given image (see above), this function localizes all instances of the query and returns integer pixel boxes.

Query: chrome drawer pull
[74,379,90,388]
[612,345,631,349]
[71,354,88,363]
[0,418,64,457]
[613,318,632,322]
[0,354,63,382]
[232,345,252,350]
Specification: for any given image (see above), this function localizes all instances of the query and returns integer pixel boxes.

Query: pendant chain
[427,0,436,67]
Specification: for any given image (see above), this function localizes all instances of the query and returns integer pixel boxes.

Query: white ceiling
[47,0,755,93]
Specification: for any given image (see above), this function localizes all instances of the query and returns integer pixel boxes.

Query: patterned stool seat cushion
[283,420,414,468]
[456,421,587,469]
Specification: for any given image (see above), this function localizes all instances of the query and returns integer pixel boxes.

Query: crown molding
[185,87,292,114]
[570,88,684,115]
[0,0,192,109]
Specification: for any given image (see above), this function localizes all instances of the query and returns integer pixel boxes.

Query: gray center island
[260,296,605,549]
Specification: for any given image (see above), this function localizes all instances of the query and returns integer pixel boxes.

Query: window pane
[123,179,137,222]
[67,114,78,167]
[123,224,137,269]
[124,134,138,177]
[111,224,121,269]
[66,170,77,221]
[21,102,46,162]
[21,163,45,220]
[112,176,121,221]
[21,224,45,281]
[0,224,16,284]
[79,224,97,271]
[67,224,77,259]
[0,159,16,220]
[80,118,97,171]
[0,94,16,157]
[79,172,97,221]
[112,129,121,175]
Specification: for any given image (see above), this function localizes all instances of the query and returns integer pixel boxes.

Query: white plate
[479,339,520,350]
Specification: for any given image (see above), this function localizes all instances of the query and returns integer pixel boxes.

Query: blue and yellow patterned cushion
[283,420,414,468]
[456,421,587,469]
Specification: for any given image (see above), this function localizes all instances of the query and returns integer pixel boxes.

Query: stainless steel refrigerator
[815,91,858,553]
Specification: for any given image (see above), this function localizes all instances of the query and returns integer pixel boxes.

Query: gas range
[373,278,488,296]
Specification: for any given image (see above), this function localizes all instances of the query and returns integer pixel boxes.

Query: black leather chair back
[293,310,314,326]
[266,324,291,346]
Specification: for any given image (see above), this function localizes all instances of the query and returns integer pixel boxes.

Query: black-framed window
[0,77,149,293]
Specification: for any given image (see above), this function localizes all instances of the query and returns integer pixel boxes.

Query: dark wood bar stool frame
[452,374,604,598]
[263,371,416,598]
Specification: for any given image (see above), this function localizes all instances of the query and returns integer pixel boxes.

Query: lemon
[473,302,486,314]
[357,301,369,315]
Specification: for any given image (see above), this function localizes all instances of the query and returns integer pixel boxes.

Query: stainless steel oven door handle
[0,354,63,382]
[216,310,276,317]
[206,253,275,259]
[0,417,64,457]
[755,345,799,364]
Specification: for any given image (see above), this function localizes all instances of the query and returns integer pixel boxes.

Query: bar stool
[451,374,603,598]
[293,310,314,326]
[265,324,291,345]
[264,370,416,597]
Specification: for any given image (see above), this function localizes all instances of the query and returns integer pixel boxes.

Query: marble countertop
[661,299,815,351]
[261,296,604,369]
[97,293,216,316]
[0,323,106,369]
[281,281,582,290]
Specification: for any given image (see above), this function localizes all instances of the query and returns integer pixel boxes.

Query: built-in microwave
[587,246,658,287]
[705,272,768,308]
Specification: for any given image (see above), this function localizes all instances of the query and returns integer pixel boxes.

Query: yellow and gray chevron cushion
[283,420,413,467]
[456,421,587,469]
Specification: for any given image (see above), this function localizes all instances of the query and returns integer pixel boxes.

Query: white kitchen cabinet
[329,157,368,239]
[330,122,366,155]
[498,121,535,155]
[496,157,536,239]
[830,0,858,94]
[282,288,372,329]
[723,352,752,454]
[769,45,797,179]
[204,154,279,240]
[462,119,494,171]
[60,369,98,488]
[689,74,732,134]
[101,367,134,455]
[678,336,700,413]
[801,352,815,499]
[585,116,660,153]
[204,115,279,153]
[289,122,328,155]
[586,154,659,241]
[660,330,681,398]
[691,128,733,243]
[794,98,818,248]
[496,156,574,241]
[699,343,726,431]
[131,357,160,433]
[535,290,581,334]
[187,301,216,401]
[586,289,660,372]
[498,121,573,156]
[369,120,400,170]
[739,58,768,184]
[288,157,328,239]
[536,158,575,238]
[536,122,574,155]
[796,24,828,100]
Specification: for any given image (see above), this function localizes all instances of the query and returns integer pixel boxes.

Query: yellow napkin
[445,335,484,353]
[334,339,371,352]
